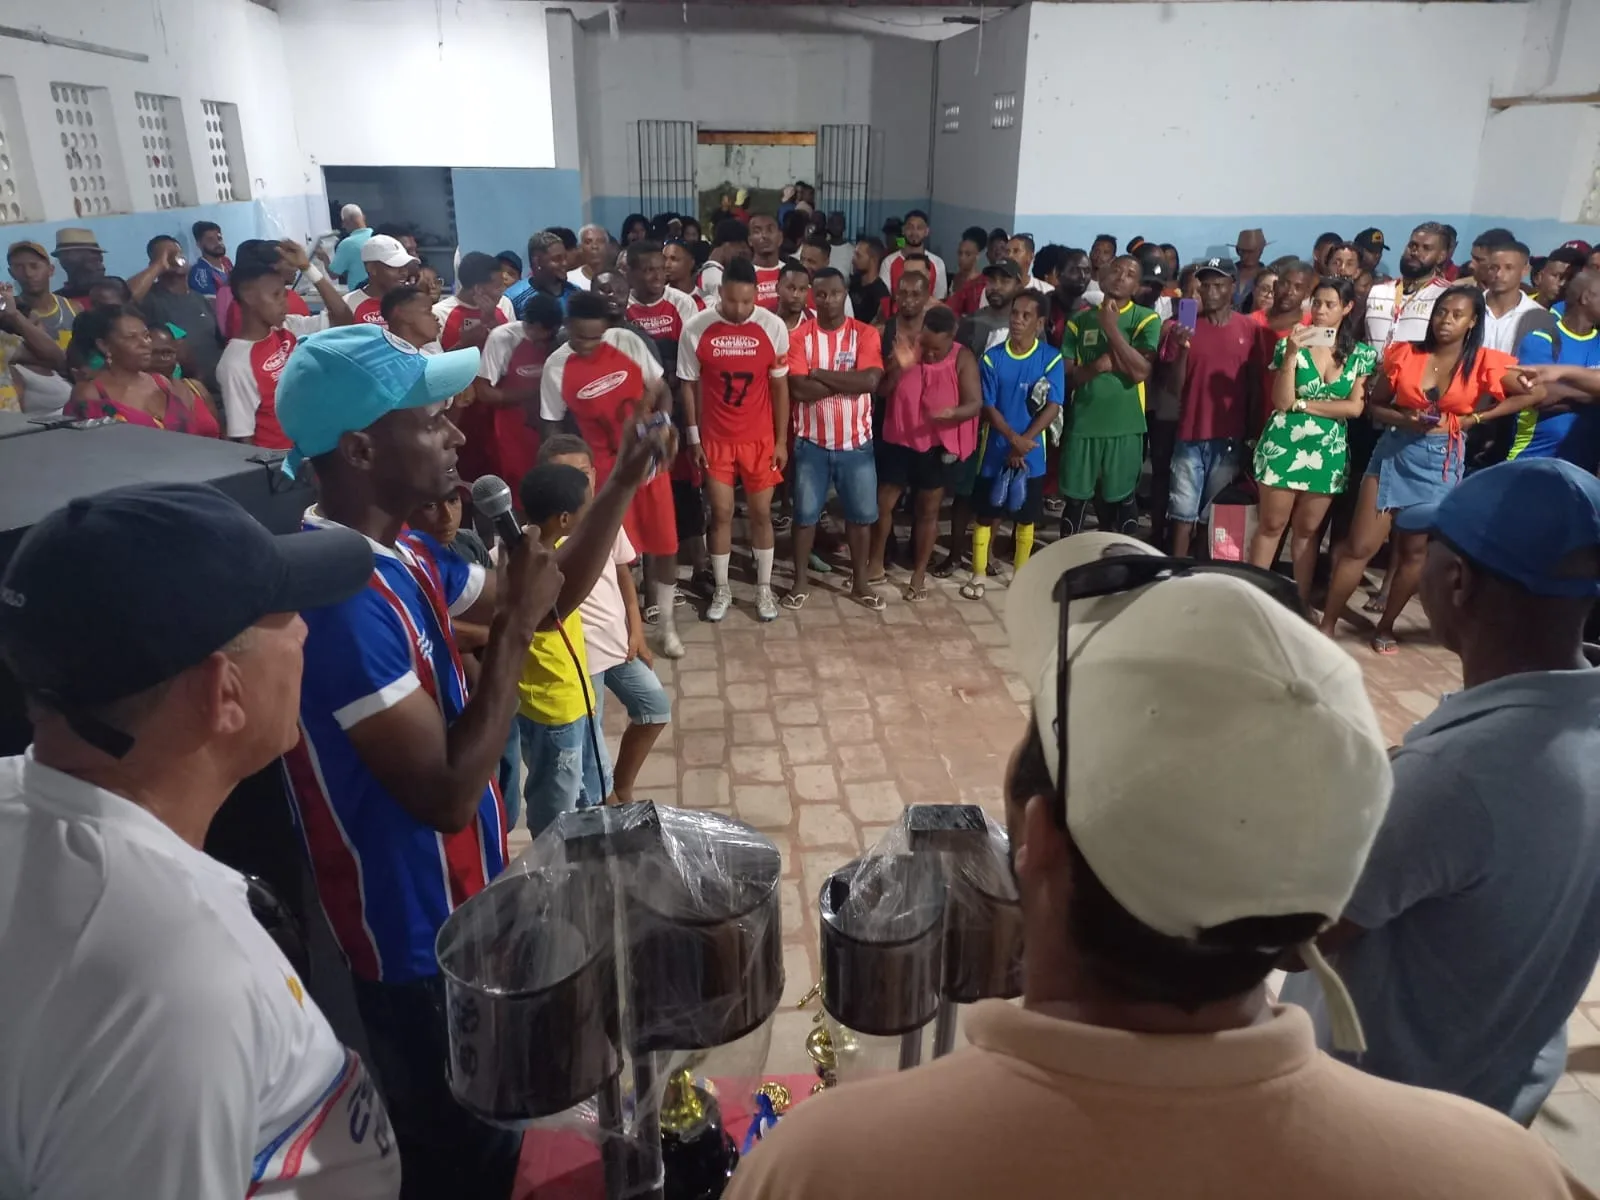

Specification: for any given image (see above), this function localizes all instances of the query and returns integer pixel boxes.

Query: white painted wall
[276,0,557,170]
[1016,2,1527,220]
[1473,104,1600,224]
[0,0,316,222]
[929,6,1031,233]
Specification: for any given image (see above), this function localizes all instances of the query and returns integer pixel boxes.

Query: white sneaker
[706,586,733,622]
[659,624,686,658]
[755,584,779,622]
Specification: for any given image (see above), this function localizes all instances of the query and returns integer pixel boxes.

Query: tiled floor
[510,559,1600,1184]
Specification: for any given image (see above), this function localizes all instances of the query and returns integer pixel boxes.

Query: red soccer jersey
[786,316,882,451]
[754,263,783,312]
[217,328,298,448]
[344,288,385,325]
[551,341,645,466]
[433,295,507,350]
[678,305,791,444]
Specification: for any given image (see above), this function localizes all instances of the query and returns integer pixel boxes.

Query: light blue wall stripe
[0,195,325,283]
[451,168,582,262]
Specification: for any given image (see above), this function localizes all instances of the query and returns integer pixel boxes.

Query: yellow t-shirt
[517,605,593,726]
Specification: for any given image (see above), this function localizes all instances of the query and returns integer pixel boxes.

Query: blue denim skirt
[1366,428,1462,513]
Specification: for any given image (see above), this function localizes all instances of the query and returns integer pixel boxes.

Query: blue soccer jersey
[979,337,1065,479]
[284,512,506,983]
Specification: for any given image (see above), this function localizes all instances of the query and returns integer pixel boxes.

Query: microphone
[470,474,523,549]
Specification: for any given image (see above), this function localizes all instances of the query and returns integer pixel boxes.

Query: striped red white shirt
[785,316,883,451]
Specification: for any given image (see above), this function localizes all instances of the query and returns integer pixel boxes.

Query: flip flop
[930,554,962,579]
[959,579,986,601]
[852,591,887,612]
[902,583,928,603]
[857,572,888,586]
[781,590,809,611]
[1370,634,1400,656]
[642,604,660,625]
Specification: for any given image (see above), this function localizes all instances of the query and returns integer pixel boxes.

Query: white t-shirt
[540,327,665,423]
[568,270,593,292]
[1365,278,1447,349]
[828,241,857,276]
[0,753,401,1199]
[1481,290,1545,355]
[581,528,640,674]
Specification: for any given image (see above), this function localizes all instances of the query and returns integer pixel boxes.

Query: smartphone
[1302,326,1336,348]
[1177,298,1198,332]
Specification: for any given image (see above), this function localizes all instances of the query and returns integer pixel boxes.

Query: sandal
[960,578,986,601]
[781,590,809,611]
[1370,633,1400,656]
[930,554,962,579]
[642,604,660,625]
[852,590,887,612]
[857,572,888,586]
[772,514,794,534]
[902,583,928,603]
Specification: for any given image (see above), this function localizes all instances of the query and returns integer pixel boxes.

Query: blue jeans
[791,438,879,526]
[592,657,673,727]
[1168,437,1244,523]
[516,712,611,836]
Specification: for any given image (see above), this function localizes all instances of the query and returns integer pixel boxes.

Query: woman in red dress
[64,305,219,437]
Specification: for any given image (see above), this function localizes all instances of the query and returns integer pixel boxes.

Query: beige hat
[1006,532,1393,1051]
[52,227,103,255]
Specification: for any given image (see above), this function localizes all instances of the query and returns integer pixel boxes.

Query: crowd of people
[3,188,1600,1199]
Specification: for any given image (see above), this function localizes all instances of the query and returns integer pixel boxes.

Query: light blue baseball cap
[276,325,480,476]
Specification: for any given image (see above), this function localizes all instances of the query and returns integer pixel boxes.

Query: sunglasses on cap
[1048,554,1304,829]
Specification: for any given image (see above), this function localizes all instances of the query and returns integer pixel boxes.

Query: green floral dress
[1252,339,1377,495]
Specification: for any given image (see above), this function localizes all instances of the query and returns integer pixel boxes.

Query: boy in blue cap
[274,324,673,1198]
[1284,457,1600,1127]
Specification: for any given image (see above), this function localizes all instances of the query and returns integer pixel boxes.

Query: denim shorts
[592,657,672,727]
[516,712,611,836]
[1167,437,1244,524]
[791,437,879,527]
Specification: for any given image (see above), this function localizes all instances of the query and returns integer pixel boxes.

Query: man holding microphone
[0,483,397,1197]
[274,324,674,1198]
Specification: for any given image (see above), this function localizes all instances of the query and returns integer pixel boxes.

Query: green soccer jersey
[1062,301,1162,438]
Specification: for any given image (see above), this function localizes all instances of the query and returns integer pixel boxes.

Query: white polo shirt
[1481,290,1545,355]
[0,753,402,1199]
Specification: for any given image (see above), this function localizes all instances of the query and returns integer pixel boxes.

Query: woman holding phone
[1249,277,1375,601]
[1319,284,1541,652]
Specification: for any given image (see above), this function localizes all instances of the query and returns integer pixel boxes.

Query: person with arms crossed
[0,482,398,1200]
[0,241,74,412]
[218,245,354,449]
[1285,458,1600,1128]
[343,235,421,326]
[678,256,792,623]
[784,266,886,612]
[726,531,1591,1200]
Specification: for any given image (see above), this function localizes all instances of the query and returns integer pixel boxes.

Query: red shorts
[703,437,783,494]
[622,472,679,556]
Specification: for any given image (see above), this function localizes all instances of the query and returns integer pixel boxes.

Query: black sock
[1061,500,1091,538]
[1114,499,1140,535]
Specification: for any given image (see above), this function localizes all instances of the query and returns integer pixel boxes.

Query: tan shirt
[726,1002,1593,1200]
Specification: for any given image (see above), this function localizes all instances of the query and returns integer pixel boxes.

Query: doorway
[695,130,816,228]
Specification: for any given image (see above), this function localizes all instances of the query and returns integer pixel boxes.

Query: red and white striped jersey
[883,249,949,300]
[785,316,883,451]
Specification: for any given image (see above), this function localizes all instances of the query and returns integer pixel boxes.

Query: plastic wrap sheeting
[818,805,1023,1079]
[435,802,784,1197]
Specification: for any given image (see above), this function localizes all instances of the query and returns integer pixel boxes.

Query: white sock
[711,553,731,589]
[651,580,676,628]
[755,546,774,587]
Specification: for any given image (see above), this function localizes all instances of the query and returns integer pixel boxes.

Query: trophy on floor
[437,802,784,1200]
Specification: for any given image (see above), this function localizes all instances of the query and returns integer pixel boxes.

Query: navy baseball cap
[276,324,480,477]
[0,483,374,756]
[1395,459,1600,598]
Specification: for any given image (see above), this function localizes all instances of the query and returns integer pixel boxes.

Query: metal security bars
[635,119,696,222]
[816,123,872,243]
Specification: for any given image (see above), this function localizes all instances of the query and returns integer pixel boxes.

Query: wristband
[686,425,702,445]
[301,263,325,285]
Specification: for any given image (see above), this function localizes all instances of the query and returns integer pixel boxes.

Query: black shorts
[876,441,959,493]
[973,473,1045,525]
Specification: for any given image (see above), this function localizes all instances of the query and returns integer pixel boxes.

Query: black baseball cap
[983,260,1023,280]
[1195,255,1238,280]
[0,483,373,756]
[1353,228,1386,254]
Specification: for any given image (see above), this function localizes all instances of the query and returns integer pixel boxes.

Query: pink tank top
[883,347,977,458]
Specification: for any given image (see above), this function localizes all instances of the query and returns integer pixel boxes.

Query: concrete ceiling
[565,2,1020,40]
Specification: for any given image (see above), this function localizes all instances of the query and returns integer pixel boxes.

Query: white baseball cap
[360,233,419,268]
[1007,532,1393,1050]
